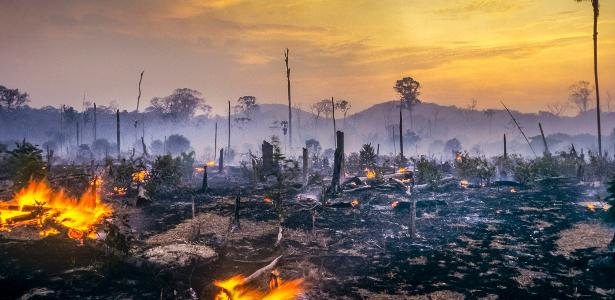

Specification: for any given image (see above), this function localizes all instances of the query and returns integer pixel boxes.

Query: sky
[0,0,614,115]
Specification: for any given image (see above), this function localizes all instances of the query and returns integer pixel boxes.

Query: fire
[587,203,596,212]
[455,153,463,162]
[214,272,303,300]
[391,201,399,209]
[366,169,376,179]
[351,199,359,208]
[0,180,112,240]
[510,188,517,193]
[459,180,469,189]
[113,187,127,196]
[195,167,205,172]
[132,170,148,183]
[398,167,408,173]
[207,161,216,166]
[264,197,273,204]
[604,203,612,211]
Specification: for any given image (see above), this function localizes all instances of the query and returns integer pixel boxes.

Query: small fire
[0,180,112,240]
[459,180,469,189]
[604,203,612,212]
[90,177,103,187]
[351,199,359,208]
[455,153,463,162]
[195,167,205,172]
[510,188,517,193]
[391,201,399,209]
[398,167,408,173]
[587,203,596,212]
[113,187,127,196]
[264,197,273,204]
[366,169,376,179]
[214,272,303,300]
[132,170,148,183]
[207,161,216,166]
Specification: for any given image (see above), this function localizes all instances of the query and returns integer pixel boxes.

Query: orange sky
[0,0,613,115]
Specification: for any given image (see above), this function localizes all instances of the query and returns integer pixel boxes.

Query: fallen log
[244,255,283,284]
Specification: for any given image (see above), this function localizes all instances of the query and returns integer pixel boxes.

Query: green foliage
[109,159,137,191]
[454,151,495,183]
[606,175,615,219]
[178,151,196,180]
[145,155,183,198]
[359,143,377,170]
[413,156,442,185]
[7,140,46,189]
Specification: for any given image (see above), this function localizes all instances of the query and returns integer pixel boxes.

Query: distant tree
[305,138,321,155]
[359,143,377,169]
[0,85,29,111]
[403,130,421,148]
[312,99,333,120]
[394,77,421,127]
[166,134,191,155]
[569,81,593,113]
[444,138,462,157]
[234,95,259,124]
[334,99,352,121]
[546,101,569,116]
[150,139,164,156]
[92,138,111,158]
[147,88,211,121]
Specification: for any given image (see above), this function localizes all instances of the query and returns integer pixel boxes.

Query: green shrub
[454,151,495,184]
[606,175,615,219]
[413,156,441,185]
[145,155,183,198]
[7,140,46,190]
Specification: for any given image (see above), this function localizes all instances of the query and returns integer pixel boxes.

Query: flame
[207,161,216,166]
[214,273,303,300]
[604,203,612,212]
[459,180,469,189]
[398,167,407,173]
[132,170,148,183]
[351,199,359,208]
[510,188,517,193]
[195,167,205,173]
[269,270,282,290]
[391,201,399,208]
[264,197,273,204]
[0,180,112,240]
[366,169,376,179]
[587,203,596,212]
[113,187,127,196]
[455,153,463,162]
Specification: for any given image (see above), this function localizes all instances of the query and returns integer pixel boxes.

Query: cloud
[434,0,523,17]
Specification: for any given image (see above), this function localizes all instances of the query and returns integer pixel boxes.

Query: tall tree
[147,88,211,121]
[0,85,29,111]
[284,48,292,149]
[569,81,593,113]
[394,77,421,159]
[575,0,601,154]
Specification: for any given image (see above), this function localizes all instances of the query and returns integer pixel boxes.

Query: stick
[285,48,292,149]
[243,255,283,284]
[500,101,536,157]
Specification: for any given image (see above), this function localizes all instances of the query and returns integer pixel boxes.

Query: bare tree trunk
[201,165,208,192]
[593,1,602,156]
[331,97,337,148]
[219,148,224,173]
[116,109,121,159]
[227,101,231,156]
[539,123,550,155]
[503,134,507,159]
[93,103,97,141]
[329,131,344,195]
[285,49,292,149]
[214,122,218,161]
[399,105,404,159]
[302,147,308,182]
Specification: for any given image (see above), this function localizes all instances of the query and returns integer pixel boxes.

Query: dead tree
[285,48,292,149]
[501,101,536,157]
[329,131,344,194]
[231,193,241,231]
[141,137,147,157]
[399,105,404,159]
[331,97,337,148]
[214,121,218,161]
[539,122,550,155]
[219,148,224,173]
[503,134,507,158]
[201,165,208,191]
[227,101,231,155]
[93,103,97,141]
[262,141,274,176]
[302,147,308,181]
[116,109,121,159]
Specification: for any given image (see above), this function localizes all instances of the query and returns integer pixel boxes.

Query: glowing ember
[391,201,399,208]
[214,273,303,300]
[207,161,216,166]
[132,170,148,183]
[264,197,273,204]
[510,188,517,193]
[604,203,612,212]
[195,167,205,172]
[398,167,408,173]
[459,180,469,189]
[455,153,463,162]
[351,199,359,208]
[113,187,127,196]
[587,203,596,212]
[0,180,112,240]
[366,169,376,179]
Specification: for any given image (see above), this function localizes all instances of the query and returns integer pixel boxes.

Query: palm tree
[576,0,601,155]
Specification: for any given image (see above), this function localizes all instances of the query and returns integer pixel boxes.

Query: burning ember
[510,188,517,193]
[366,169,376,179]
[214,272,303,300]
[391,201,399,209]
[264,197,273,204]
[0,180,112,240]
[587,203,596,212]
[398,167,408,173]
[195,167,205,172]
[207,161,216,166]
[455,153,463,162]
[459,180,469,189]
[113,187,127,196]
[351,199,359,208]
[132,170,148,183]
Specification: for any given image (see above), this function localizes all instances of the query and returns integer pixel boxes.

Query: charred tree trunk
[285,49,292,149]
[592,1,602,156]
[141,136,147,157]
[399,105,404,159]
[93,103,97,141]
[232,193,241,231]
[201,165,208,192]
[329,131,344,195]
[331,97,337,148]
[116,109,121,159]
[214,122,218,161]
[262,141,274,176]
[377,143,380,157]
[503,134,507,159]
[539,122,550,155]
[227,101,231,156]
[219,148,224,173]
[302,147,308,181]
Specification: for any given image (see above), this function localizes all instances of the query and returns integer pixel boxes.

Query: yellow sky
[0,0,613,115]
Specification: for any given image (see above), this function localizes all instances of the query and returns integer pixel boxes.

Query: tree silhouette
[568,81,593,113]
[0,85,29,111]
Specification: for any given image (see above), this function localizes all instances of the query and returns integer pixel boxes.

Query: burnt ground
[1,179,614,299]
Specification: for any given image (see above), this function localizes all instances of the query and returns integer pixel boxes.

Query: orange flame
[351,199,359,208]
[587,203,596,212]
[366,169,376,179]
[264,197,273,204]
[391,201,399,208]
[207,161,216,167]
[510,188,517,193]
[459,180,469,189]
[113,187,127,196]
[195,167,205,173]
[398,167,408,173]
[0,180,112,240]
[455,153,463,162]
[214,273,303,300]
[132,170,148,183]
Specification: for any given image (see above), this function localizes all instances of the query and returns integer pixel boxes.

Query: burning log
[244,255,283,284]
